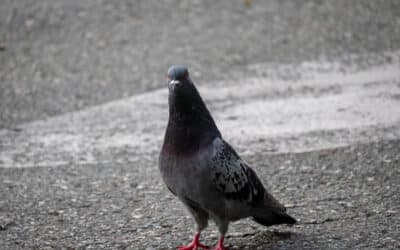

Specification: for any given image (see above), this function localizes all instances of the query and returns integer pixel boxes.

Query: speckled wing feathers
[211,138,265,206]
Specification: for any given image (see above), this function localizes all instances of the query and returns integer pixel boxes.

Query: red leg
[213,236,228,250]
[178,232,210,250]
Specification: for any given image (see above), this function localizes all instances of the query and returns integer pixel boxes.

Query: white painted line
[1,53,400,168]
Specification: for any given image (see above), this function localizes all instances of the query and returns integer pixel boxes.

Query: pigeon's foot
[178,232,210,250]
[213,237,228,250]
[178,243,209,250]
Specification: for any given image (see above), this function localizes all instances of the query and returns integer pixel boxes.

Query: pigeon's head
[167,65,204,115]
[167,65,190,86]
[163,65,221,150]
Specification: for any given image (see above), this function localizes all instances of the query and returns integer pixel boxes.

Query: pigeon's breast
[159,143,215,199]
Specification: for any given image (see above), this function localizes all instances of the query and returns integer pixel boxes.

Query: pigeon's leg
[214,236,227,250]
[214,219,229,250]
[179,204,210,250]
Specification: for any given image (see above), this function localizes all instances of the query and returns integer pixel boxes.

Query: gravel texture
[1,140,399,249]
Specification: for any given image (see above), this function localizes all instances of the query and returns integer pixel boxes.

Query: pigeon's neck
[162,107,221,156]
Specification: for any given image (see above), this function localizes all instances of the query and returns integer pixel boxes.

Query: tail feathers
[253,212,297,227]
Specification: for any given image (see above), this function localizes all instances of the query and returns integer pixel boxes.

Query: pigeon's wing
[210,138,267,206]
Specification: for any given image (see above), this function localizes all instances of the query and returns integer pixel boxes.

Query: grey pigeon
[159,66,296,250]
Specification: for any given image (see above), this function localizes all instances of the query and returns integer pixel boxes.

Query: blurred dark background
[1,0,399,128]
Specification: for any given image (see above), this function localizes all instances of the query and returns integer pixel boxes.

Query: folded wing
[210,139,267,206]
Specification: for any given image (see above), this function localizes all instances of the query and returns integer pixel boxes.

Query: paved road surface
[1,0,400,127]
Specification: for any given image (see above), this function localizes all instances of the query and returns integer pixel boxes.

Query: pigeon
[159,66,296,250]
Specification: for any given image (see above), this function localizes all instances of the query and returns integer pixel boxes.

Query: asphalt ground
[1,0,400,127]
[0,140,399,249]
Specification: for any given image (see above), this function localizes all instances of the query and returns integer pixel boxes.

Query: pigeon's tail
[252,211,297,227]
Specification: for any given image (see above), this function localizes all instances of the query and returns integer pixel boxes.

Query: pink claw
[178,232,210,250]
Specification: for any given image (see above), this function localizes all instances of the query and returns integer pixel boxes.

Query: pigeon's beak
[169,79,181,87]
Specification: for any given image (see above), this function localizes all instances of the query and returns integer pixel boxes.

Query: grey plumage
[159,65,296,249]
